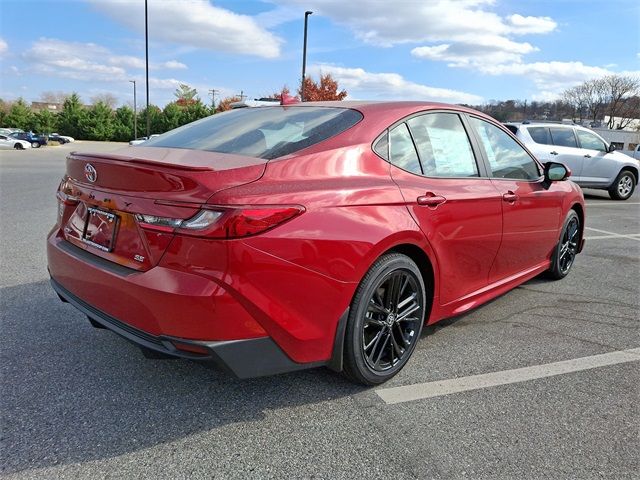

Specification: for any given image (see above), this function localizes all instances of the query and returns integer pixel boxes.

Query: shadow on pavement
[0,280,363,474]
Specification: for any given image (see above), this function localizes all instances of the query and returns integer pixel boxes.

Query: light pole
[145,0,150,137]
[129,80,137,139]
[301,10,313,101]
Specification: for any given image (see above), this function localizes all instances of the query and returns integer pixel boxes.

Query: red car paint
[47,101,585,374]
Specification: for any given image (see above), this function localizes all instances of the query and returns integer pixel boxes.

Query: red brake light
[136,206,304,239]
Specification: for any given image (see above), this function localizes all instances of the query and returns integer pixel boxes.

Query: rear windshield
[143,106,363,159]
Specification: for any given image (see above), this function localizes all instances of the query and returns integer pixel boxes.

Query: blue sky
[0,0,638,108]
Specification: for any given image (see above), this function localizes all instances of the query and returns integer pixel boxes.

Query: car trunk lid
[60,147,267,271]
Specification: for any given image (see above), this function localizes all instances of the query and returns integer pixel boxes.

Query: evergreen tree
[113,105,135,142]
[139,105,164,135]
[0,99,9,127]
[57,93,87,139]
[5,98,34,130]
[162,102,183,131]
[85,102,115,141]
[180,100,211,125]
[33,109,58,134]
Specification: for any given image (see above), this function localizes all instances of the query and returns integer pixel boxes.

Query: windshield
[144,106,363,159]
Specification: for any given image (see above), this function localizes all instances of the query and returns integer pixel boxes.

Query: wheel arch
[620,165,638,183]
[328,241,437,373]
[386,243,435,312]
[570,202,585,245]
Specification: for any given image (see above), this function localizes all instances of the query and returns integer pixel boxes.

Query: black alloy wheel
[548,210,580,279]
[343,253,427,385]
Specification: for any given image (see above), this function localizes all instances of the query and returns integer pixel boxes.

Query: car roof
[272,100,498,129]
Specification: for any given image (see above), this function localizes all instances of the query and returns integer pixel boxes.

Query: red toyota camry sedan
[47,101,585,385]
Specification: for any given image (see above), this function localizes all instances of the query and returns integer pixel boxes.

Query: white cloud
[275,0,556,47]
[25,39,127,80]
[89,0,282,59]
[108,55,187,70]
[162,60,187,70]
[0,37,7,56]
[24,38,188,92]
[309,64,483,104]
[479,61,612,94]
[505,14,557,34]
[412,36,537,67]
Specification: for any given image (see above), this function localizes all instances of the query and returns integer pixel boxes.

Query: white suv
[506,122,638,200]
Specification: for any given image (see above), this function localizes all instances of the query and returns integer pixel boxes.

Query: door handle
[417,193,446,207]
[502,191,518,203]
[584,154,591,158]
[550,151,558,155]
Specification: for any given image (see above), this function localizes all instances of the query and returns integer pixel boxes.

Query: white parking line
[376,348,640,405]
[585,233,640,241]
[585,202,640,206]
[584,227,640,241]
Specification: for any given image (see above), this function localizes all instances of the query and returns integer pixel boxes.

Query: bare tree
[563,85,587,122]
[611,96,640,129]
[40,91,69,104]
[90,93,118,109]
[602,75,640,128]
[581,79,607,122]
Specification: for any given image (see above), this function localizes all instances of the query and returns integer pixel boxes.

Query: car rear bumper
[50,277,322,378]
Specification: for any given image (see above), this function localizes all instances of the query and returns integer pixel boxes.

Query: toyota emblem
[84,164,97,183]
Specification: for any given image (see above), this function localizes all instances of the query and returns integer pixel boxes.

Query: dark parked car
[10,132,47,148]
[47,134,69,144]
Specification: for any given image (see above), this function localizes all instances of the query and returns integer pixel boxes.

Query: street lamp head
[129,80,136,84]
[305,10,313,15]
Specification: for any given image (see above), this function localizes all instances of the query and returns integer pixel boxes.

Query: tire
[343,253,427,385]
[608,170,636,200]
[31,141,40,148]
[13,143,24,150]
[547,210,580,280]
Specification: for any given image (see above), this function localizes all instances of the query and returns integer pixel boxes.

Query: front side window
[575,129,606,152]
[549,127,578,148]
[144,106,363,160]
[469,117,540,180]
[389,124,422,174]
[407,113,478,177]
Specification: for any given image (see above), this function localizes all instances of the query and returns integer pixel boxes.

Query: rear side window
[407,113,478,177]
[144,106,363,160]
[549,127,578,148]
[389,124,422,174]
[527,127,551,145]
[469,117,540,180]
[373,132,389,160]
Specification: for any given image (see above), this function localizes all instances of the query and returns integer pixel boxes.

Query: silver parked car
[505,122,639,200]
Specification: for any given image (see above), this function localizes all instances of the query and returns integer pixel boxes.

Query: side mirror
[607,143,617,153]
[542,162,570,189]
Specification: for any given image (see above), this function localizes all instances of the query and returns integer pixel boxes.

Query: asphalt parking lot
[1,143,638,479]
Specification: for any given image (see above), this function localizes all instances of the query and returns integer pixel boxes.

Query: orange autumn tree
[298,74,347,101]
[215,96,242,112]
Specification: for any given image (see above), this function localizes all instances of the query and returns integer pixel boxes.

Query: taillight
[135,206,304,239]
[56,176,79,205]
[57,176,79,223]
